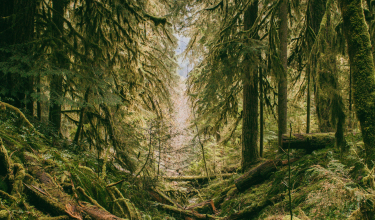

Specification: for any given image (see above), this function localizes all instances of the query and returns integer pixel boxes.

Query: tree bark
[306,0,327,133]
[49,0,66,134]
[340,0,375,166]
[278,0,288,151]
[307,67,311,133]
[37,74,42,121]
[242,0,259,171]
[259,67,264,157]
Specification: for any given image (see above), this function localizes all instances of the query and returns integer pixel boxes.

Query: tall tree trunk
[340,0,375,166]
[242,0,259,171]
[305,0,327,133]
[49,0,66,133]
[306,67,311,133]
[259,66,264,157]
[278,0,288,151]
[37,74,42,121]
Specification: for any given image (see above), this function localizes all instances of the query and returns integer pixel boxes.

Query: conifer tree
[49,0,67,133]
[278,0,288,149]
[242,0,260,170]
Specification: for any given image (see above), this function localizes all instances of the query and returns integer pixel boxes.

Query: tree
[305,0,327,133]
[48,0,67,134]
[278,0,288,149]
[242,0,260,170]
[0,0,179,173]
[340,0,375,165]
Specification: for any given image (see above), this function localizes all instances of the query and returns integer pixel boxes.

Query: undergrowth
[0,111,174,219]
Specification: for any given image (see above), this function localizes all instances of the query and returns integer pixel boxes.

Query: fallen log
[234,158,301,192]
[234,160,280,192]
[149,188,183,209]
[157,204,218,220]
[213,184,237,209]
[23,151,128,220]
[281,132,335,152]
[163,173,234,183]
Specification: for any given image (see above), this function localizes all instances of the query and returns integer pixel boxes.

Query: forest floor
[1,87,375,219]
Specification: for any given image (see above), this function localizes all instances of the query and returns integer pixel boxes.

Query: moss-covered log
[11,163,25,196]
[234,160,280,192]
[148,188,183,209]
[281,133,335,152]
[162,173,234,183]
[24,152,127,220]
[340,0,375,165]
[157,204,218,220]
[213,184,237,209]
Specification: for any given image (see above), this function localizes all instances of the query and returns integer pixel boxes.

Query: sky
[175,34,190,78]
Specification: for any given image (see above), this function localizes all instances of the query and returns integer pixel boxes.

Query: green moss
[341,0,375,165]
[0,210,10,220]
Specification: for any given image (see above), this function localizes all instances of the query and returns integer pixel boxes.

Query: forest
[1,0,375,219]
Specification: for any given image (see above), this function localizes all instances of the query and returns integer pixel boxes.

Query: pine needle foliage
[0,0,179,173]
